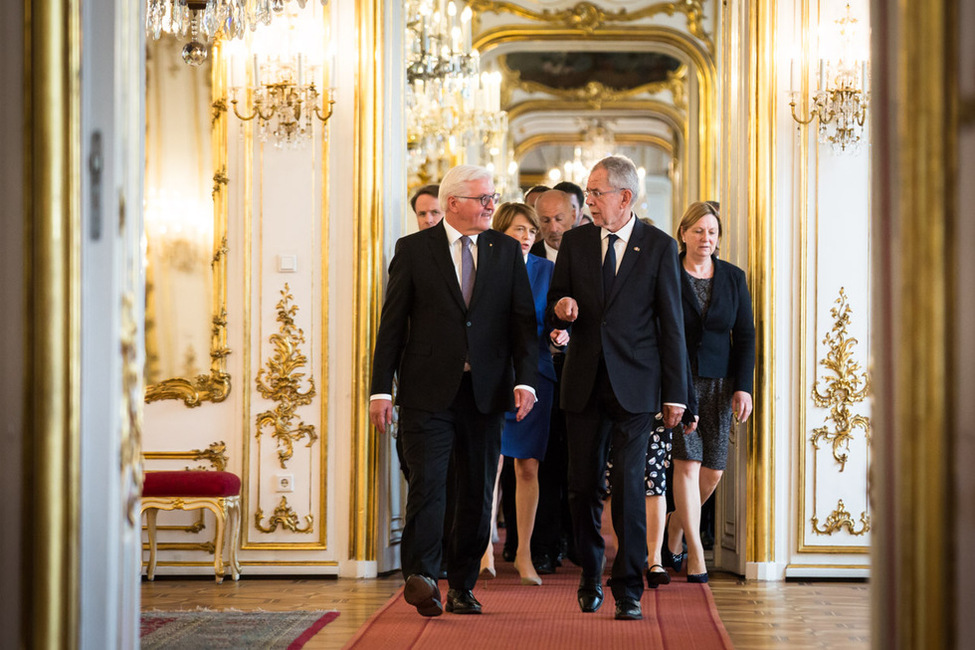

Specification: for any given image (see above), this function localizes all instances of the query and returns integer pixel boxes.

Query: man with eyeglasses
[547,155,693,621]
[370,165,538,618]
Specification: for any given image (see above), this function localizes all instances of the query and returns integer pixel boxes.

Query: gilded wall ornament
[810,287,871,471]
[812,499,871,536]
[255,496,314,534]
[255,284,318,468]
[503,65,687,111]
[120,293,144,527]
[143,440,230,471]
[470,0,712,50]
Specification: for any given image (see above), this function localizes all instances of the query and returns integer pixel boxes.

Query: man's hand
[369,398,393,434]
[683,414,699,434]
[732,391,753,423]
[550,329,570,346]
[554,297,579,322]
[662,404,685,429]
[514,388,536,422]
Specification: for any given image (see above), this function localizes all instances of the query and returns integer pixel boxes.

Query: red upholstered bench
[141,471,242,583]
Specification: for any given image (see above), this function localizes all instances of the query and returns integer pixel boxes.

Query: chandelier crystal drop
[146,0,326,66]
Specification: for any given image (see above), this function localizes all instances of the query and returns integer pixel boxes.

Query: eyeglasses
[456,193,501,207]
[583,188,623,199]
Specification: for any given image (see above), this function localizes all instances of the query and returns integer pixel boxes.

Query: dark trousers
[566,362,653,601]
[399,374,503,590]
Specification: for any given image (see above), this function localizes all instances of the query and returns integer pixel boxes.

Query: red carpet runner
[344,560,733,649]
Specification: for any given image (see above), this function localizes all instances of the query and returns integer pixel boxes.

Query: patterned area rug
[141,609,339,649]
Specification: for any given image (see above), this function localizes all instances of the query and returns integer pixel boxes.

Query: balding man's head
[534,190,574,250]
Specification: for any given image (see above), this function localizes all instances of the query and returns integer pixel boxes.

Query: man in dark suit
[370,164,538,617]
[547,155,690,621]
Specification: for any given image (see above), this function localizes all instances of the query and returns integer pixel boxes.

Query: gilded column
[350,0,384,562]
[746,0,775,566]
[871,0,954,646]
[25,0,81,646]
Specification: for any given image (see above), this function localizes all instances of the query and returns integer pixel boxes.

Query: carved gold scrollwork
[255,284,318,468]
[470,0,712,51]
[504,65,687,111]
[810,288,871,471]
[811,499,871,536]
[120,293,144,526]
[254,496,314,534]
[212,167,229,196]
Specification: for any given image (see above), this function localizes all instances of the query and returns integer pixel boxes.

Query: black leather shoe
[577,576,604,613]
[645,564,671,589]
[404,574,443,617]
[445,589,483,614]
[502,547,516,562]
[687,572,709,583]
[614,597,643,620]
[533,554,556,575]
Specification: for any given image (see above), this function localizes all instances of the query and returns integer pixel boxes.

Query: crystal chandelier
[789,2,870,152]
[146,0,326,66]
[548,121,617,186]
[225,2,334,147]
[405,0,508,183]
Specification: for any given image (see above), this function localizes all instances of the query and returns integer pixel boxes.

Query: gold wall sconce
[224,2,334,147]
[789,3,870,152]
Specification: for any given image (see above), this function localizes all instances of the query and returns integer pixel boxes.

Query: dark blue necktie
[602,233,618,298]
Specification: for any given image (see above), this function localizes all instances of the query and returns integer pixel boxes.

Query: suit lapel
[606,218,646,307]
[468,230,495,310]
[428,222,467,311]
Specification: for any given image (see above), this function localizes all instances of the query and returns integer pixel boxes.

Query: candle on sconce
[818,59,825,90]
[253,54,260,87]
[861,61,868,88]
[789,58,794,92]
[297,53,304,86]
[229,51,238,88]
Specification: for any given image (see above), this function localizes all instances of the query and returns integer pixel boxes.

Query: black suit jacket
[371,220,538,414]
[529,241,547,258]
[547,219,688,414]
[680,255,755,393]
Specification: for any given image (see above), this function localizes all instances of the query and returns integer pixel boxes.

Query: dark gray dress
[671,274,735,470]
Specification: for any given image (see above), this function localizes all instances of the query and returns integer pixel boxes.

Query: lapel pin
[633,246,640,252]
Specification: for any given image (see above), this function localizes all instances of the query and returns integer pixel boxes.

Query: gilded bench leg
[146,508,159,581]
[227,496,242,581]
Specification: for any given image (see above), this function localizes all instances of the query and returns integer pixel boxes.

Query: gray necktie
[461,235,475,306]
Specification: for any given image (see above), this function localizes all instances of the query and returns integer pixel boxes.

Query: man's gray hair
[439,165,494,207]
[592,155,640,200]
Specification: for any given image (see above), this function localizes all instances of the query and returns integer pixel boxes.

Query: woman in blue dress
[481,202,566,585]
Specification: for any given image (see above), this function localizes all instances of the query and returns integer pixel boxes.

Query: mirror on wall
[144,34,231,406]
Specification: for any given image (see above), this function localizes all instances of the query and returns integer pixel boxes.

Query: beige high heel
[514,558,541,586]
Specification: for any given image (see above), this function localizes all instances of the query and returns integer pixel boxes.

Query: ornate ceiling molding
[500,58,688,110]
[469,0,713,52]
[514,131,675,162]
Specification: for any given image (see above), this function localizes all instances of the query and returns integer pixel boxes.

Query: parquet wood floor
[140,571,869,648]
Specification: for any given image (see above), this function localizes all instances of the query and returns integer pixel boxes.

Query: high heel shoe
[665,550,685,573]
[645,564,671,589]
[514,558,542,586]
[687,572,709,583]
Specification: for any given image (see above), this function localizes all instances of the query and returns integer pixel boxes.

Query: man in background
[531,190,574,262]
[411,184,443,230]
[553,180,588,227]
[524,184,551,208]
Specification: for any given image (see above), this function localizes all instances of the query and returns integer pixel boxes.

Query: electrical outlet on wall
[275,474,294,492]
